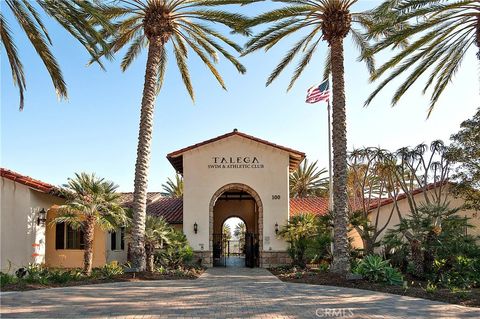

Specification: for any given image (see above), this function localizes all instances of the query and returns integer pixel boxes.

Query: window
[55,222,84,250]
[110,227,125,251]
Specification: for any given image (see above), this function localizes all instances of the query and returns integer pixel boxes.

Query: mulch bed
[0,270,204,292]
[269,268,480,308]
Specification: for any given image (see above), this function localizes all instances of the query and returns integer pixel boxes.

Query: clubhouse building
[1,130,479,272]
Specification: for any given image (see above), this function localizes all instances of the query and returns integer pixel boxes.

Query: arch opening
[209,183,263,267]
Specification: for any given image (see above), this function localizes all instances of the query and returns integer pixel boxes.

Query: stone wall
[259,251,291,268]
[193,251,212,267]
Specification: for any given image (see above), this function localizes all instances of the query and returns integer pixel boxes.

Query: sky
[1,1,479,192]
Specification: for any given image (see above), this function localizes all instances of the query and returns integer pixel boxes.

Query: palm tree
[223,224,232,241]
[144,216,172,272]
[243,0,378,275]
[56,173,126,275]
[2,0,111,110]
[290,159,329,198]
[278,213,318,268]
[365,0,480,116]
[100,0,248,270]
[161,174,183,198]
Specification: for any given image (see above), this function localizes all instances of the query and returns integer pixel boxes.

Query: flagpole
[327,99,333,211]
[327,98,334,258]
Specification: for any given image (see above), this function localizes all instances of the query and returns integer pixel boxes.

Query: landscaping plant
[354,254,403,286]
[56,173,127,275]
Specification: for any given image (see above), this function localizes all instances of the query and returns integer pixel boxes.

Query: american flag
[306,79,330,104]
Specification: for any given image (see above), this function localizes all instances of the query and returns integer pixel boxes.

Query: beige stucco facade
[350,186,480,252]
[179,134,294,266]
[0,177,61,273]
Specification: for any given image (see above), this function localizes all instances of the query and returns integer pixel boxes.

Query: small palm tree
[2,0,111,110]
[56,173,126,275]
[278,213,318,268]
[144,216,172,272]
[161,174,183,198]
[290,159,329,198]
[365,0,480,115]
[100,0,248,271]
[243,0,387,274]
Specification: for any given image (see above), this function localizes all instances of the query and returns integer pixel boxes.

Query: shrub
[434,256,480,289]
[99,262,124,279]
[24,264,49,284]
[0,272,16,287]
[355,255,403,286]
[47,270,74,284]
[155,231,193,268]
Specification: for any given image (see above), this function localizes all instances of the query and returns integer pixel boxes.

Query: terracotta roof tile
[290,197,329,217]
[1,168,57,194]
[120,193,183,224]
[166,130,306,174]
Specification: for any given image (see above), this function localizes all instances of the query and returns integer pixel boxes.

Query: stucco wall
[45,208,106,268]
[351,187,479,251]
[1,178,61,273]
[182,135,290,253]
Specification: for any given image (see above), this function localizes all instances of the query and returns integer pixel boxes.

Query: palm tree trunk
[131,39,163,271]
[83,216,95,275]
[145,243,154,272]
[329,38,351,275]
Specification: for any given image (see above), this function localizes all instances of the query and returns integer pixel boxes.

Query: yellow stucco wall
[45,208,107,268]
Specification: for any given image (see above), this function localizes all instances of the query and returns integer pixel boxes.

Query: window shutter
[56,223,65,249]
[120,227,125,250]
[111,231,117,250]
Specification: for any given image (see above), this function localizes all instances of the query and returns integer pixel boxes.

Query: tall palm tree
[101,0,248,270]
[56,173,126,275]
[2,0,111,110]
[365,0,480,116]
[243,0,379,274]
[290,159,329,198]
[161,173,183,198]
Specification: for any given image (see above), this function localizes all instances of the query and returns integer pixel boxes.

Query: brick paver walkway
[1,267,479,318]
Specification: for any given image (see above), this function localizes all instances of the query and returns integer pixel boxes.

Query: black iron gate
[214,232,259,267]
[213,233,226,267]
[245,232,259,268]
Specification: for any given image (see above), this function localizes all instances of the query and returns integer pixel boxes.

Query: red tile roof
[290,197,329,217]
[366,181,449,211]
[166,129,306,174]
[120,193,183,224]
[147,197,183,224]
[1,168,58,194]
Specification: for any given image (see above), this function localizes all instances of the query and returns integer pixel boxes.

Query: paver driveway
[1,267,479,318]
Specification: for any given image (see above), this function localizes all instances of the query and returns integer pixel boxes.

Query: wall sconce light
[37,208,47,226]
[275,222,279,234]
[194,222,198,234]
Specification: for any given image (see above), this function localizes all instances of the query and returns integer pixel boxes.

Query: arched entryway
[222,217,246,267]
[209,183,263,267]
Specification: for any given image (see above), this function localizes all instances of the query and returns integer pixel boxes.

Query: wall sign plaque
[208,156,265,169]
